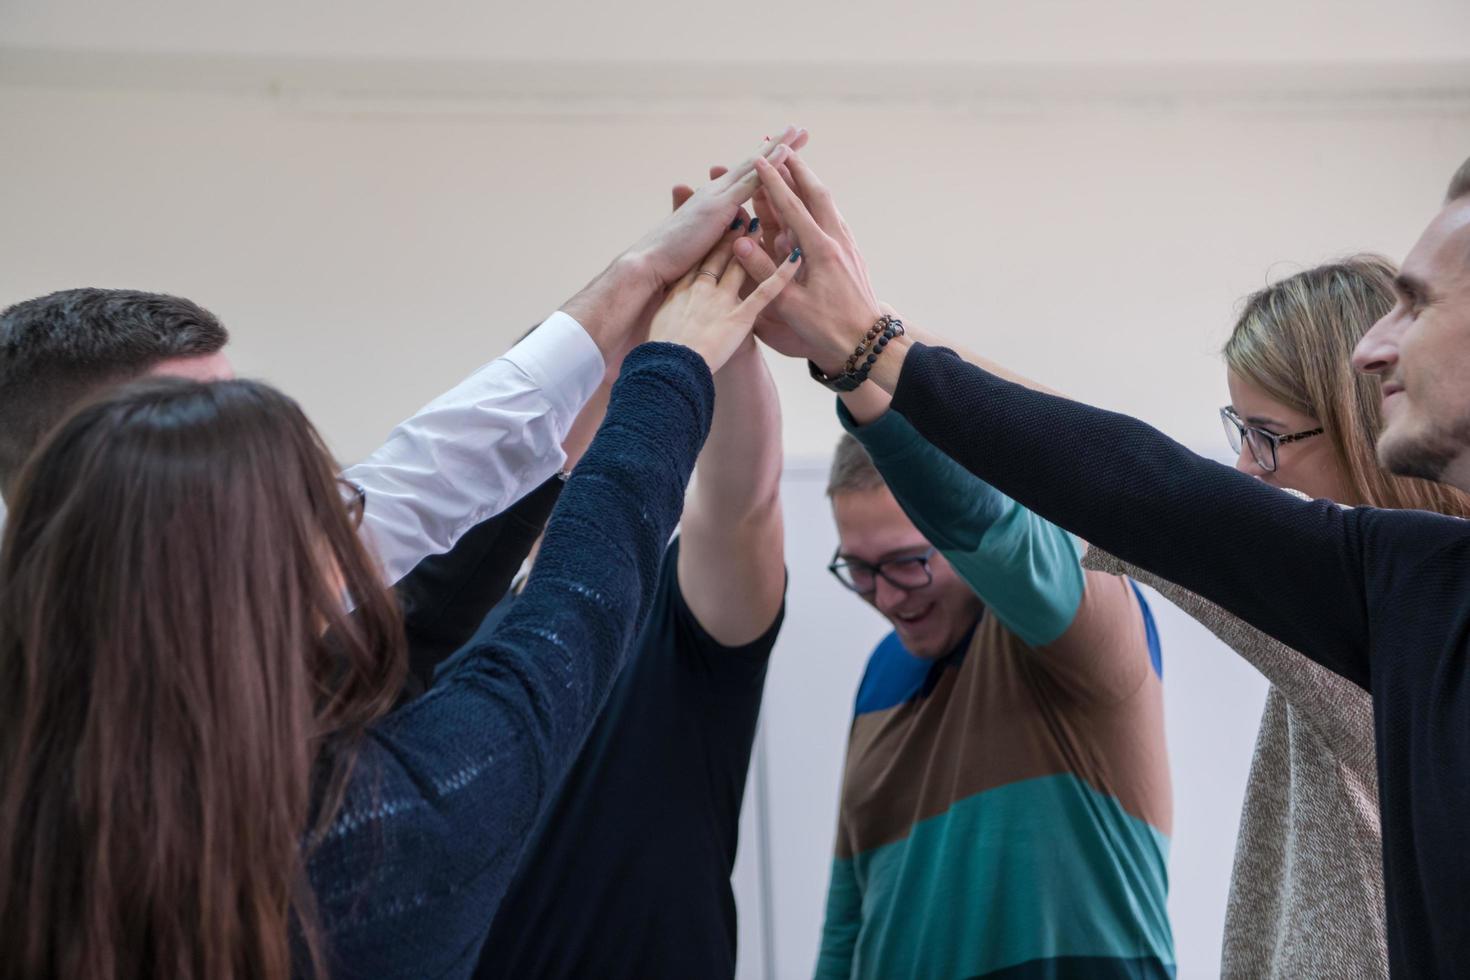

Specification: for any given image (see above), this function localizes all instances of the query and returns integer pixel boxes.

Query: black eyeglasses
[339,478,367,528]
[1220,406,1323,473]
[828,546,937,595]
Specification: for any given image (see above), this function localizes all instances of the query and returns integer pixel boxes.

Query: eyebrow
[1228,405,1286,429]
[1395,273,1432,302]
[837,546,929,564]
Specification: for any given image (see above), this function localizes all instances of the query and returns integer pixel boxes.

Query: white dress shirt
[343,310,604,586]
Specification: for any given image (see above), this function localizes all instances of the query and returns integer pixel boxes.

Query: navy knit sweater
[305,343,714,979]
[890,343,1470,979]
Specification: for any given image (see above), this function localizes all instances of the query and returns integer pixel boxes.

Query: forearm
[488,342,714,762]
[678,338,785,645]
[560,253,659,363]
[324,344,715,948]
[838,400,1083,646]
[882,342,1371,685]
[347,312,602,585]
[688,338,783,523]
[394,476,563,700]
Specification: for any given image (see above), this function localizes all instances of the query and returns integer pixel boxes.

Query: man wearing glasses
[815,385,1173,979]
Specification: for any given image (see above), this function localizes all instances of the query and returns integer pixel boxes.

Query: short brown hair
[1447,155,1470,202]
[826,433,887,497]
[0,288,229,495]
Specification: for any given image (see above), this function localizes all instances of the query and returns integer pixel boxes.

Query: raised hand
[648,223,803,373]
[627,127,808,292]
[562,128,806,364]
[732,153,884,376]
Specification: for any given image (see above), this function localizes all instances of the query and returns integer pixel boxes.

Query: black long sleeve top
[889,342,1470,978]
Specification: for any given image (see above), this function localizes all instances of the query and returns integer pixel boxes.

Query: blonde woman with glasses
[1071,257,1469,977]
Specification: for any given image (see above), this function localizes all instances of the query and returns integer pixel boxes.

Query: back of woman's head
[1223,255,1470,515]
[0,378,405,980]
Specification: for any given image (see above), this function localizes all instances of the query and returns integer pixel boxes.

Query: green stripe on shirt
[817,774,1173,980]
[837,401,1085,646]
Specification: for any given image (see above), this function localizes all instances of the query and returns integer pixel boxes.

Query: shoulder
[853,631,931,716]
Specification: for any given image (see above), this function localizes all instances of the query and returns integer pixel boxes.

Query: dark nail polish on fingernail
[730,216,744,231]
[748,217,760,234]
[789,247,802,263]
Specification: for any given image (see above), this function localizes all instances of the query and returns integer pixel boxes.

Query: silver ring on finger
[696,270,721,283]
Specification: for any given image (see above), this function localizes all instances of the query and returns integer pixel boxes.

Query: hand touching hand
[627,127,807,292]
[731,154,883,375]
[649,224,803,372]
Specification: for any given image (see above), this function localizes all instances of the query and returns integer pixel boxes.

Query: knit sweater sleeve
[889,343,1373,691]
[1081,547,1374,749]
[308,342,714,979]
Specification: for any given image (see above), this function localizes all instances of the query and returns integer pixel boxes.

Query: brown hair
[826,433,887,497]
[0,378,405,979]
[1447,154,1470,202]
[1224,255,1470,515]
[0,288,229,497]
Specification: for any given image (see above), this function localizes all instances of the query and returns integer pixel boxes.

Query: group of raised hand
[631,126,899,383]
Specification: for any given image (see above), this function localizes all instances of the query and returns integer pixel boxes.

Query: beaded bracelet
[809,315,905,392]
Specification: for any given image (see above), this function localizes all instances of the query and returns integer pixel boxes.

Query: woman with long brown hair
[0,230,799,979]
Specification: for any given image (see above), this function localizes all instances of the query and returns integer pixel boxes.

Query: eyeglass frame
[827,545,938,595]
[339,478,367,528]
[1219,405,1324,473]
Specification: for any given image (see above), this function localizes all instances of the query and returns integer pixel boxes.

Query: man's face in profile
[1353,197,1470,486]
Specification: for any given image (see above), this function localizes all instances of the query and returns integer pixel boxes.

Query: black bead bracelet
[809,315,905,392]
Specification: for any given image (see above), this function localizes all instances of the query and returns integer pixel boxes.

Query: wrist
[562,253,660,360]
[810,310,902,391]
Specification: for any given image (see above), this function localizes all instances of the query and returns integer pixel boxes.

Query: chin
[1379,422,1454,483]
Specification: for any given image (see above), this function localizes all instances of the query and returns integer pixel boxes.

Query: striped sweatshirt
[815,404,1174,980]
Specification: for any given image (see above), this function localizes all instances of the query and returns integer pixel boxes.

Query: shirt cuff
[503,311,606,431]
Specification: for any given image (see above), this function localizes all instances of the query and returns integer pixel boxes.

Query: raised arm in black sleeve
[888,343,1374,689]
[393,476,564,701]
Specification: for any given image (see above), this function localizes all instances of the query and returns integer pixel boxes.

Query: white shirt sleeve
[343,311,604,586]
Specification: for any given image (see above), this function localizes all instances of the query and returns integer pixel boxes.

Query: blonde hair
[1223,255,1470,515]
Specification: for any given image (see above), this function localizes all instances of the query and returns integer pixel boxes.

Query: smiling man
[816,384,1173,979]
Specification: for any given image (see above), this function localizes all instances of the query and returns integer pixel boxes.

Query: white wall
[2,14,1467,977]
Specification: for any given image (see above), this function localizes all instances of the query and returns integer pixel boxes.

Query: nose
[1352,310,1400,377]
[1233,443,1264,477]
[872,576,911,613]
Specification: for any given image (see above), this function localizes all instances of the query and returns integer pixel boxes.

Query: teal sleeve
[838,400,1086,646]
[814,856,861,979]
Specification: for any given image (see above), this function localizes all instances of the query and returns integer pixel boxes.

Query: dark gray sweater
[305,342,714,979]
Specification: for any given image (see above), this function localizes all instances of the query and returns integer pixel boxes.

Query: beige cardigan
[1084,549,1387,979]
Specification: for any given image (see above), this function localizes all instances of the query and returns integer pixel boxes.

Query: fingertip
[734,237,754,257]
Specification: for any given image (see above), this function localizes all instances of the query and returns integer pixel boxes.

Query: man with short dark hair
[814,381,1173,979]
[0,289,231,495]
